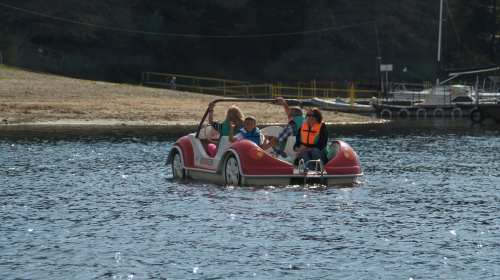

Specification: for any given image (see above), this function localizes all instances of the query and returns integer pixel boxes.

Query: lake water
[1,120,499,279]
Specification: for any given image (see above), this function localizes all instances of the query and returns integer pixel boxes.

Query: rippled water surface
[1,120,499,279]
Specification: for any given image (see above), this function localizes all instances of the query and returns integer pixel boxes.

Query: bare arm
[208,102,215,124]
[276,97,290,116]
[261,134,269,148]
[261,137,279,150]
[228,122,236,142]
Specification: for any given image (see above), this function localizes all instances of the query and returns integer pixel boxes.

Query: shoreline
[1,118,385,126]
[0,66,380,126]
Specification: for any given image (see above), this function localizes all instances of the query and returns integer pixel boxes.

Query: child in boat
[229,116,267,147]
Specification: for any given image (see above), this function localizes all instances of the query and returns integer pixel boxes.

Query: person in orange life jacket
[261,97,304,156]
[228,116,267,147]
[293,107,328,171]
[206,101,244,157]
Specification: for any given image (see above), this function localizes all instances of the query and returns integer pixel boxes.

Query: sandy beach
[0,66,378,126]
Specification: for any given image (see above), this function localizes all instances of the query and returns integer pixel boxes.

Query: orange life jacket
[300,122,323,149]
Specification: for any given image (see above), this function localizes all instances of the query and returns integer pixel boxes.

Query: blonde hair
[226,105,244,127]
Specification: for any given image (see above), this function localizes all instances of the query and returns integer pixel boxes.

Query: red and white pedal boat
[166,99,363,185]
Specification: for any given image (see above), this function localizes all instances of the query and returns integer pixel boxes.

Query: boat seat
[216,136,231,157]
[260,126,283,138]
[283,136,296,157]
[327,141,340,161]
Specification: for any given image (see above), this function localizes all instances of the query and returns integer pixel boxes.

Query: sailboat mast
[436,0,444,85]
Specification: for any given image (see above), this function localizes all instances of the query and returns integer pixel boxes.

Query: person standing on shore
[170,77,176,90]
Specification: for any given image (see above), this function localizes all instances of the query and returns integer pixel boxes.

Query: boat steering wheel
[203,122,219,143]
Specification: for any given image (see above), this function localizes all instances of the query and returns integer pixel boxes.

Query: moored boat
[373,84,478,118]
[310,97,375,114]
[388,83,429,102]
[373,0,499,120]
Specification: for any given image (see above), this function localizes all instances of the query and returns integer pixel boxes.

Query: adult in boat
[293,107,328,171]
[261,97,305,156]
[206,101,244,157]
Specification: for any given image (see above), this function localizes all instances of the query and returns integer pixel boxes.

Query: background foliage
[0,0,498,84]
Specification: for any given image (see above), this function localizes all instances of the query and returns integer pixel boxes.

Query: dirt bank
[0,66,379,126]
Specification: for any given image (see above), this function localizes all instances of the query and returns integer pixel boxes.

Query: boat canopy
[438,64,499,84]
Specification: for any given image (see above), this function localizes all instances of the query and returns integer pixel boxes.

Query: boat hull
[166,133,362,186]
[482,105,500,121]
[373,103,475,119]
[310,98,375,114]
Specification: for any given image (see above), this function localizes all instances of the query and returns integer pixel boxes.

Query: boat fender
[469,108,485,123]
[451,107,462,118]
[380,109,392,119]
[433,108,445,117]
[416,108,427,118]
[398,109,411,119]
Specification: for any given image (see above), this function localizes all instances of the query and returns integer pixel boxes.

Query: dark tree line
[0,0,498,84]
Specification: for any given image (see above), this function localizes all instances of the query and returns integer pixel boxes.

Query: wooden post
[350,83,355,109]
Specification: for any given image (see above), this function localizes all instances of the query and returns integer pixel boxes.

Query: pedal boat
[166,99,363,186]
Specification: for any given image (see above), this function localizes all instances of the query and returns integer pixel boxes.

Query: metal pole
[437,0,444,85]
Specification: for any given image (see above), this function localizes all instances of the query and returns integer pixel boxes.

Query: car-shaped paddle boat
[166,99,363,185]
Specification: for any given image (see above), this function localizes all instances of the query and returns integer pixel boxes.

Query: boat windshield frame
[195,98,302,139]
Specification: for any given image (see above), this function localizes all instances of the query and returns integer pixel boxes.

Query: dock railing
[271,83,378,106]
[141,72,273,98]
[141,72,380,108]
